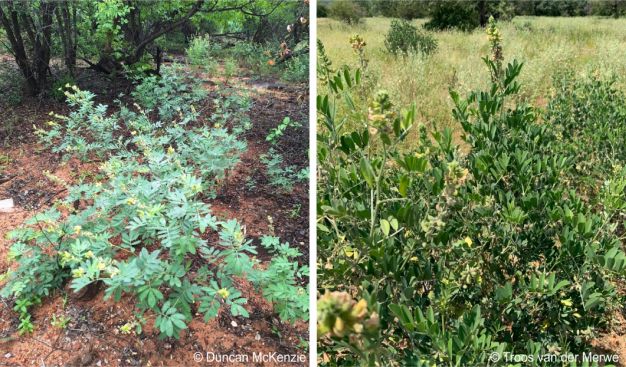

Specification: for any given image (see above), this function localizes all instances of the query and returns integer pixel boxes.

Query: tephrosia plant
[317,19,626,367]
[2,65,308,338]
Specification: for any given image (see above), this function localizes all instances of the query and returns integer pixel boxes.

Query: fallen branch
[0,174,16,185]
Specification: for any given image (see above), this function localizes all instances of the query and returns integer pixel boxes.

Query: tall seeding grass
[318,16,626,134]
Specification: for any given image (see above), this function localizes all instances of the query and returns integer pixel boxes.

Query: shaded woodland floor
[0,59,309,367]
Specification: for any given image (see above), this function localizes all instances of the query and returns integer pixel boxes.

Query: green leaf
[495,283,512,303]
[380,219,390,236]
[360,157,375,188]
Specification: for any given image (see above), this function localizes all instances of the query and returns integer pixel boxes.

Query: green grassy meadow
[318,16,626,133]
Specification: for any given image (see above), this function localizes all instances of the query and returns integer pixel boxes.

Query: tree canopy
[0,0,307,96]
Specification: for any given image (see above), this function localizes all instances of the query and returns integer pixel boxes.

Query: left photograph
[0,1,310,366]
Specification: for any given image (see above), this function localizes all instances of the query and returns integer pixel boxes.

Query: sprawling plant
[2,65,308,338]
[317,28,626,366]
[546,71,626,190]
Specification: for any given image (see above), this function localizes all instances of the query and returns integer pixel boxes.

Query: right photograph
[316,1,626,366]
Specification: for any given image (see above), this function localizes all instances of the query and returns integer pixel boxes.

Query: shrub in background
[424,1,480,31]
[0,63,24,106]
[186,34,212,67]
[282,54,309,83]
[373,0,429,19]
[223,57,238,79]
[317,3,328,18]
[328,0,365,25]
[384,19,437,56]
[424,0,515,31]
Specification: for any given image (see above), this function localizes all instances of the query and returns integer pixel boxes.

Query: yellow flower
[126,197,137,206]
[119,322,133,334]
[96,261,106,271]
[561,299,573,307]
[73,225,82,235]
[84,250,94,259]
[59,251,75,265]
[217,288,230,299]
[131,130,137,136]
[464,237,473,247]
[72,268,85,278]
[167,146,175,155]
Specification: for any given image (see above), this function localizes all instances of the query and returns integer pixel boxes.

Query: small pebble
[231,320,238,327]
[4,353,12,358]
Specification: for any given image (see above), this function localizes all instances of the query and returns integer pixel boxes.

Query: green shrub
[328,0,365,25]
[229,42,274,76]
[50,74,77,102]
[384,19,437,56]
[424,1,515,31]
[223,57,238,78]
[282,54,309,83]
[373,0,429,19]
[424,1,480,31]
[131,64,206,121]
[317,3,328,18]
[186,34,212,67]
[266,117,302,145]
[546,71,626,187]
[208,85,253,135]
[317,35,626,366]
[4,66,309,339]
[261,148,308,192]
[0,64,24,106]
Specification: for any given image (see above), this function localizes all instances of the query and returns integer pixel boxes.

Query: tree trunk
[478,0,487,27]
[33,2,55,91]
[55,1,76,76]
[0,2,56,95]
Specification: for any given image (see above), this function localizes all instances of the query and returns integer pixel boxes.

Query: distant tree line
[318,0,626,28]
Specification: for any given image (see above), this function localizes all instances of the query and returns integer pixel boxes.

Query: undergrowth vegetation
[1,64,309,339]
[317,18,626,366]
[211,40,308,83]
